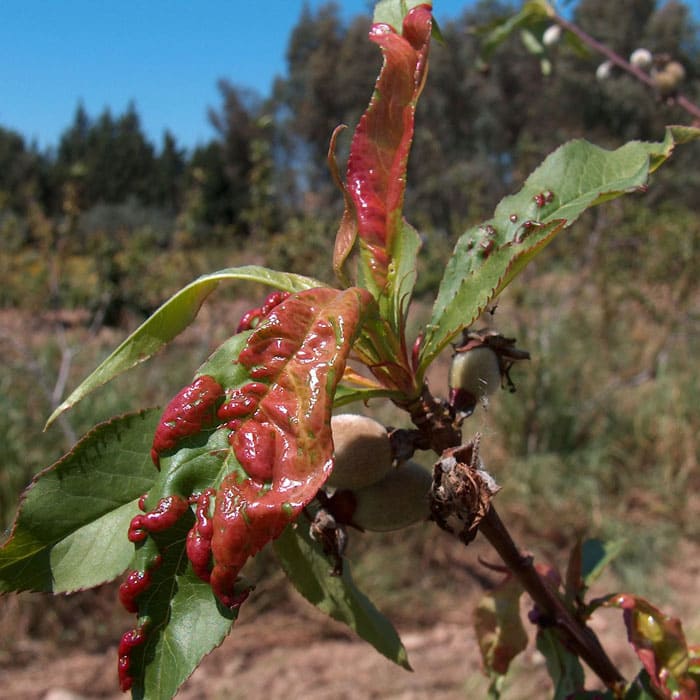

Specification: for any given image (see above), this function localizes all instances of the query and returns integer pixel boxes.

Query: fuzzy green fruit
[449,346,501,400]
[351,460,432,532]
[326,414,393,490]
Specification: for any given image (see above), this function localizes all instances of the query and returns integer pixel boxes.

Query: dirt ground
[2,534,699,700]
[1,304,698,700]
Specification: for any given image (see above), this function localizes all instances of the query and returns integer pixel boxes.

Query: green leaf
[0,410,160,593]
[580,538,625,588]
[124,514,241,700]
[333,383,401,408]
[567,691,616,699]
[419,126,700,371]
[385,219,422,337]
[273,523,411,670]
[373,0,432,32]
[46,265,322,427]
[536,628,586,700]
[478,0,553,60]
[620,671,661,700]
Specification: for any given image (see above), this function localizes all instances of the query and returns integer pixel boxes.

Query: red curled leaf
[151,375,224,466]
[209,287,373,606]
[604,593,698,699]
[344,3,432,293]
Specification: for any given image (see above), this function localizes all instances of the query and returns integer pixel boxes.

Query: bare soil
[2,303,698,700]
[2,535,699,700]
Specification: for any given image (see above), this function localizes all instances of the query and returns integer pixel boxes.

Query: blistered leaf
[0,410,160,593]
[46,266,322,427]
[474,576,528,677]
[419,126,700,371]
[121,287,374,696]
[274,523,411,670]
[537,628,586,700]
[604,594,698,700]
[121,511,241,700]
[344,3,431,309]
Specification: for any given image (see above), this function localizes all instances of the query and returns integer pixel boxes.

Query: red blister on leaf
[151,375,224,466]
[344,4,432,291]
[166,287,373,608]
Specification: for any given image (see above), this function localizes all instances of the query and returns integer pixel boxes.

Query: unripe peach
[449,346,501,401]
[351,460,432,532]
[326,414,393,490]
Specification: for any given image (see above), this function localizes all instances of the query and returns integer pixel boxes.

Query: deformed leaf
[420,126,700,370]
[120,286,375,696]
[474,576,528,677]
[0,410,160,593]
[345,3,432,306]
[604,593,698,700]
[122,512,241,700]
[274,523,411,670]
[46,266,322,427]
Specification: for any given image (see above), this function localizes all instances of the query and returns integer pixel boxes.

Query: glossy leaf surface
[419,126,700,371]
[343,3,431,311]
[0,410,160,593]
[274,523,411,670]
[123,286,373,697]
[603,594,698,700]
[47,266,322,427]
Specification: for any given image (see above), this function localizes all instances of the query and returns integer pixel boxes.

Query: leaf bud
[326,414,393,490]
[596,60,613,81]
[351,460,432,532]
[542,25,562,47]
[629,48,653,70]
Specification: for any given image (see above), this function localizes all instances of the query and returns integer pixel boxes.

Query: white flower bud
[543,24,562,47]
[596,60,613,81]
[629,48,653,69]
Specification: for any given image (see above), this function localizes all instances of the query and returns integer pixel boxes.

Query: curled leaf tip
[346,4,432,292]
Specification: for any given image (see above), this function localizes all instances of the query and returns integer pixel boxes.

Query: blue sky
[1,0,479,152]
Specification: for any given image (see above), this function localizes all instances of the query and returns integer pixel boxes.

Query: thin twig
[553,13,700,123]
[405,384,626,691]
